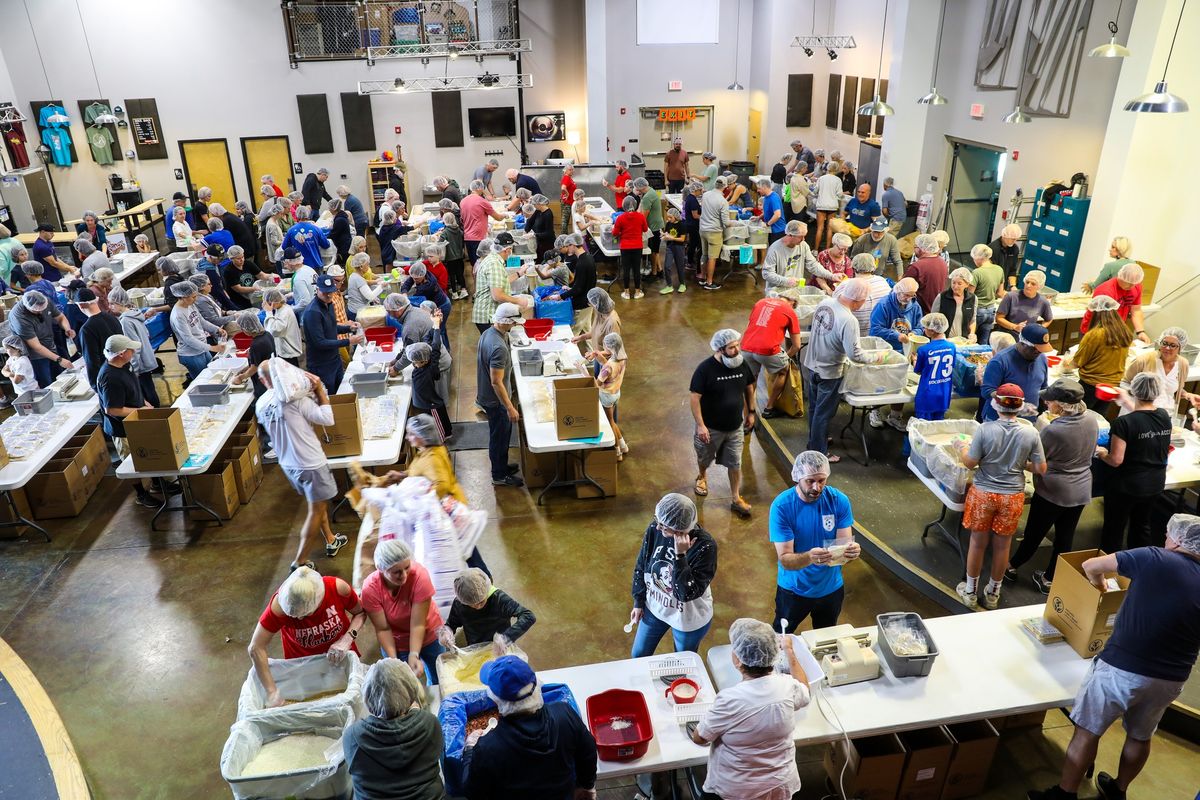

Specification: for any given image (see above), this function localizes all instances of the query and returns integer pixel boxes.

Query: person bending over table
[168,281,225,383]
[955,384,1046,609]
[741,289,803,420]
[769,451,860,631]
[868,277,925,431]
[1082,263,1150,345]
[980,324,1051,422]
[689,618,811,800]
[995,270,1053,336]
[630,493,718,658]
[361,538,445,684]
[438,567,535,654]
[249,567,365,707]
[690,328,756,516]
[1063,295,1131,413]
[912,313,956,422]
[262,289,302,369]
[1029,515,1200,800]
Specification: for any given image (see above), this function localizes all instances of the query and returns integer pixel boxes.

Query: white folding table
[838,386,914,466]
[907,457,966,569]
[107,251,159,289]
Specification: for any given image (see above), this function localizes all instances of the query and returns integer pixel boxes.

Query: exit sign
[970,103,985,119]
[667,80,683,92]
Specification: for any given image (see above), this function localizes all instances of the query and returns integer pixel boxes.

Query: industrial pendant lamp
[918,0,949,104]
[1089,0,1131,57]
[1124,0,1189,113]
[727,1,744,90]
[858,0,895,116]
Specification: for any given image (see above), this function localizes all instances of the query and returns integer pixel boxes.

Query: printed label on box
[183,454,212,469]
[916,768,937,781]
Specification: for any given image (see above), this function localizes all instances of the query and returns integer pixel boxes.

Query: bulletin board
[124,98,167,159]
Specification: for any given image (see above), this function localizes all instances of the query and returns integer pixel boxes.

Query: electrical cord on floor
[814,680,855,800]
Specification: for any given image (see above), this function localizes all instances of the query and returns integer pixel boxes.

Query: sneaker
[492,474,525,487]
[659,286,675,295]
[506,463,520,475]
[868,409,885,428]
[633,290,645,299]
[135,492,161,508]
[620,290,631,299]
[1032,570,1052,595]
[1096,772,1126,800]
[326,534,349,558]
[703,282,720,290]
[730,498,753,518]
[1004,567,1019,583]
[762,408,782,419]
[955,581,978,608]
[640,267,650,277]
[677,284,687,293]
[1026,785,1078,800]
[289,561,316,573]
[263,448,278,463]
[618,438,629,454]
[886,412,909,432]
[983,585,1001,609]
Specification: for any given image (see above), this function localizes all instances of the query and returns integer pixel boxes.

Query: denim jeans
[804,369,843,453]
[630,607,712,659]
[310,360,345,395]
[480,401,513,480]
[390,640,446,685]
[178,351,211,381]
[976,304,997,348]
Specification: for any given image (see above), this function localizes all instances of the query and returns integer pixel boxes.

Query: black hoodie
[464,702,597,800]
[343,709,447,800]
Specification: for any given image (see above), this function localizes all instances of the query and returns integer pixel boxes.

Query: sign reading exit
[658,107,697,122]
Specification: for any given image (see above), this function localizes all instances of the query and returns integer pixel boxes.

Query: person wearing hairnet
[8,290,75,387]
[106,289,161,407]
[478,303,526,487]
[865,276,926,431]
[591,332,629,457]
[1096,372,1172,554]
[344,658,446,800]
[912,312,956,422]
[741,289,804,419]
[1120,326,1195,413]
[903,233,948,314]
[362,538,446,683]
[690,329,757,517]
[249,566,365,706]
[1082,262,1150,344]
[931,267,978,341]
[572,287,621,365]
[1029,514,1200,800]
[630,493,718,659]
[229,310,275,399]
[996,270,1053,338]
[548,233,597,334]
[395,326,452,439]
[688,619,811,800]
[848,251,892,336]
[169,281,226,383]
[438,567,536,655]
[760,220,818,296]
[1063,295,1132,413]
[769,451,859,630]
[804,278,879,460]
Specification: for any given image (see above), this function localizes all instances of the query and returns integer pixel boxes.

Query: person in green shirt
[970,242,1006,346]
[634,177,665,281]
[695,152,719,191]
[1082,236,1134,292]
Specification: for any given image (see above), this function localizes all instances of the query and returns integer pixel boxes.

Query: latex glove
[437,626,457,650]
[492,633,511,657]
[407,653,426,680]
[265,688,285,708]
[326,633,353,665]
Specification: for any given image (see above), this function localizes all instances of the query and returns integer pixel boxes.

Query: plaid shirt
[472,253,508,324]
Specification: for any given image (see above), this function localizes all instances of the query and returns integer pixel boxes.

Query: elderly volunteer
[804,278,877,459]
[107,289,160,407]
[769,451,860,630]
[996,270,1053,335]
[630,493,718,657]
[931,267,978,341]
[362,539,445,683]
[1082,235,1135,293]
[741,289,803,419]
[981,324,1052,422]
[169,282,225,382]
[850,253,893,337]
[903,233,948,314]
[690,329,756,517]
[760,220,819,294]
[9,290,74,386]
[689,618,811,800]
[344,659,445,800]
[869,277,924,351]
[345,252,385,315]
[402,262,452,347]
[262,288,302,368]
[248,567,365,706]
[849,217,902,280]
[1122,327,1195,413]
[74,238,110,280]
[1083,262,1150,344]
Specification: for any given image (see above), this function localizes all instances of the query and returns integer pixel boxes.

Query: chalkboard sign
[133,117,159,145]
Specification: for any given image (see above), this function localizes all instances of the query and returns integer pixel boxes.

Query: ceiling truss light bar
[791,35,857,50]
[358,73,533,95]
[366,38,531,64]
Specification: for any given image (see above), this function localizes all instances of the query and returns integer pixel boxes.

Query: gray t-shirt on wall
[969,418,1045,494]
[476,326,510,406]
[1035,412,1099,507]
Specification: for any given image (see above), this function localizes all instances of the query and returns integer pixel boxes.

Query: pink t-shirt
[361,562,443,649]
[460,193,493,241]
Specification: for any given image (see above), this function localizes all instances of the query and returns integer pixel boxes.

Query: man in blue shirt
[913,312,956,420]
[769,451,861,630]
[163,192,193,247]
[756,179,786,243]
[880,177,907,235]
[504,167,542,197]
[980,324,1051,421]
[301,274,363,393]
[843,183,881,237]
[869,277,924,351]
[29,225,76,281]
[282,206,330,269]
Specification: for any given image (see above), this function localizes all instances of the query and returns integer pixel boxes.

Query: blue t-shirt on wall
[761,192,786,233]
[914,338,957,419]
[769,486,854,598]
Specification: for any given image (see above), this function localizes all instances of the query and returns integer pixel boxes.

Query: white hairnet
[836,277,871,302]
[237,310,265,336]
[729,618,779,669]
[1088,294,1120,312]
[374,538,413,572]
[1166,514,1200,556]
[831,232,852,249]
[566,232,584,247]
[1129,371,1162,403]
[710,328,741,351]
[784,220,805,236]
[363,658,425,719]
[408,263,428,279]
[454,568,492,606]
[1023,270,1047,288]
[655,493,697,532]
[170,281,197,298]
[405,413,441,444]
[949,267,976,286]
[851,253,877,274]
[791,450,831,482]
[1117,262,1144,284]
[107,287,131,308]
[914,233,938,254]
[1159,326,1188,350]
[405,342,432,363]
[921,312,949,334]
[21,290,49,311]
[894,277,919,296]
[278,567,325,618]
[587,287,614,314]
[603,332,626,360]
[384,293,410,311]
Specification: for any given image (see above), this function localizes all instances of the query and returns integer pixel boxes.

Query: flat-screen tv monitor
[468,106,517,138]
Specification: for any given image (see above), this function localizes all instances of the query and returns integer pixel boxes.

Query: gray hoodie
[343,710,446,800]
[118,309,157,374]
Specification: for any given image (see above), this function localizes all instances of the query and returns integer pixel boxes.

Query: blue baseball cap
[1020,323,1054,352]
[870,217,888,232]
[315,274,338,293]
[479,655,537,701]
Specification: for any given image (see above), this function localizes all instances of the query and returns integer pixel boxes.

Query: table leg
[330,469,352,522]
[148,476,222,530]
[0,490,50,542]
[921,503,965,569]
[536,450,605,506]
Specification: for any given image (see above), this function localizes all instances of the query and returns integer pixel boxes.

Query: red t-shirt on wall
[741,297,800,356]
[259,576,361,659]
[612,210,648,250]
[560,175,577,206]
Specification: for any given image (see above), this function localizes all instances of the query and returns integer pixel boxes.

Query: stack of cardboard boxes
[316,394,363,458]
[519,375,619,498]
[192,415,267,520]
[19,424,110,519]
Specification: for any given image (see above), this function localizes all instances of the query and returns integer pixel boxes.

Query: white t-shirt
[172,220,195,250]
[255,390,334,471]
[1156,359,1180,412]
[698,672,811,800]
[814,174,844,211]
[6,355,37,391]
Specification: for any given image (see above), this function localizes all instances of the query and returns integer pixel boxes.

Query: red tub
[524,319,554,341]
[586,689,653,762]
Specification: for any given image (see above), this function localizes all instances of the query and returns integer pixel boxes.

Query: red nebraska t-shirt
[259,576,361,659]
[741,297,800,355]
[560,176,577,205]
[612,211,649,250]
[1081,277,1142,334]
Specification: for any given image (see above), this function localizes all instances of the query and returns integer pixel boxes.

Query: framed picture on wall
[526,112,566,143]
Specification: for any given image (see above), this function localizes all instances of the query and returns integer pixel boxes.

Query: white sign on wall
[636,0,719,45]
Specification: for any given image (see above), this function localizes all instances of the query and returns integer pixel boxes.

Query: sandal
[826,454,842,463]
[730,499,753,518]
[694,476,708,496]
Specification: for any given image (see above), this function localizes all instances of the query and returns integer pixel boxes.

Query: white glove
[492,633,511,657]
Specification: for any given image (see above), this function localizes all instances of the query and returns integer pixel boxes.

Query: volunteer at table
[996,271,1053,336]
[1081,235,1135,293]
[755,179,786,245]
[814,232,853,293]
[477,303,524,488]
[344,658,446,800]
[31,223,78,279]
[249,567,365,707]
[613,195,649,300]
[741,289,803,419]
[263,288,302,367]
[1121,327,1194,413]
[690,329,756,516]
[630,493,718,658]
[785,162,812,225]
[1097,373,1171,553]
[302,274,364,393]
[804,279,877,459]
[990,224,1022,288]
[850,253,892,337]
[230,310,274,399]
[590,332,628,459]
[1064,295,1132,413]
[842,183,880,238]
[223,245,273,310]
[931,267,978,341]
[439,567,534,651]
[362,539,445,683]
[903,234,948,314]
[345,252,385,316]
[689,618,810,800]
[760,221,819,295]
[769,451,860,630]
[699,177,729,289]
[1029,516,1200,800]
[572,287,621,365]
[969,244,1005,347]
[551,233,596,334]
[75,210,109,255]
[105,289,160,407]
[471,232,528,334]
[848,218,902,280]
[1082,262,1149,343]
[980,324,1051,422]
[869,277,924,351]
[401,261,452,347]
[96,334,162,508]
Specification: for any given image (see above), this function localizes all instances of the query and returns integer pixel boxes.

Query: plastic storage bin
[349,372,388,398]
[236,652,367,721]
[876,612,939,677]
[842,352,909,396]
[517,349,543,377]
[364,327,397,348]
[523,319,554,341]
[586,688,654,762]
[14,389,54,415]
[189,384,230,406]
[220,704,353,800]
[908,420,979,478]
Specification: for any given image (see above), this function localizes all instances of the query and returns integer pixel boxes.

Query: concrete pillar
[584,0,609,163]
[878,0,940,195]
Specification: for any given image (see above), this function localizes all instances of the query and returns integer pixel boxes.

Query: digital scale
[801,624,882,687]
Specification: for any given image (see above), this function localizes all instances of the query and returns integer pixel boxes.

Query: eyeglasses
[1160,342,1181,350]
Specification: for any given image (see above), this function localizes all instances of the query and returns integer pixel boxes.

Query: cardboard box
[1043,549,1129,658]
[824,734,907,800]
[992,709,1047,731]
[25,458,96,519]
[234,417,257,437]
[574,447,619,498]
[941,720,1000,800]
[229,434,264,488]
[898,727,954,800]
[0,433,10,472]
[218,445,257,505]
[518,431,559,489]
[124,408,189,471]
[313,394,363,457]
[190,461,240,520]
[552,376,600,440]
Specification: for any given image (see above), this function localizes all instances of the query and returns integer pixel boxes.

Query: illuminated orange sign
[657,107,698,122]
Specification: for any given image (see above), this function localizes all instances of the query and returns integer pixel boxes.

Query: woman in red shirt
[249,567,366,707]
[611,196,648,300]
[361,538,446,684]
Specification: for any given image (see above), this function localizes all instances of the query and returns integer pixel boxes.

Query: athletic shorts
[284,465,338,503]
[963,485,1025,536]
[1069,658,1185,741]
[743,350,789,378]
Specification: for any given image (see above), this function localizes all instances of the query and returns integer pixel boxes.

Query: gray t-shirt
[472,165,493,189]
[475,326,510,406]
[998,290,1053,326]
[803,298,866,380]
[8,304,58,357]
[81,251,109,280]
[969,418,1045,494]
[1035,412,1099,507]
[699,190,728,232]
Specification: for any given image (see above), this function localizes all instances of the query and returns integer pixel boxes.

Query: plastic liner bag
[436,641,529,697]
[880,617,929,656]
[842,350,909,395]
[907,419,979,467]
[439,684,580,798]
[725,223,749,244]
[442,496,488,557]
[267,356,314,404]
[858,335,893,354]
[396,238,424,260]
[237,652,367,721]
[220,704,353,800]
[928,442,974,500]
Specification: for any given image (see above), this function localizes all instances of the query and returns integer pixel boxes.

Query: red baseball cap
[994,383,1026,410]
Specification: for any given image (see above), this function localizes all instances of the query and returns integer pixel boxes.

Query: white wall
[0,0,586,218]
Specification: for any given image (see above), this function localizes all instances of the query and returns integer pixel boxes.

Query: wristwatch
[349,628,358,640]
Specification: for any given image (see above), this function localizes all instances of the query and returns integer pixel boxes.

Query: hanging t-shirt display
[87,126,115,165]
[38,104,71,128]
[83,102,111,124]
[3,122,29,169]
[42,126,73,166]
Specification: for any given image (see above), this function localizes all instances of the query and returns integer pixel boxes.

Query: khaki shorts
[694,427,744,471]
[114,437,131,459]
[700,230,725,261]
[743,350,789,378]
[887,220,903,236]
[571,306,594,337]
[1070,658,1185,741]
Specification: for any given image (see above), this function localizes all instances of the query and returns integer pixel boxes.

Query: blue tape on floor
[0,672,58,799]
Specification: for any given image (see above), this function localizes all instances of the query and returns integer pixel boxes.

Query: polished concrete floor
[0,267,1196,799]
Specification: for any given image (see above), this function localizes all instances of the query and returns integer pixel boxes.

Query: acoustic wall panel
[431,92,464,148]
[856,78,875,137]
[825,75,840,129]
[786,74,813,128]
[296,94,334,154]
[340,93,376,152]
[840,77,858,134]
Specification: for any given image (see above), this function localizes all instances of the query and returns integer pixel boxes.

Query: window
[636,0,719,45]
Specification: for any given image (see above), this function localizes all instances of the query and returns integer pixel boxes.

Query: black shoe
[1027,785,1077,800]
[703,282,720,290]
[1032,570,1052,595]
[1096,773,1125,800]
[326,534,348,558]
[289,561,316,573]
[1004,567,1019,583]
[506,463,520,475]
[761,408,782,419]
[492,474,525,487]
[159,480,183,496]
[135,492,161,508]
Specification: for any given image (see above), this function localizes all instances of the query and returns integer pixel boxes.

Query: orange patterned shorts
[963,486,1026,536]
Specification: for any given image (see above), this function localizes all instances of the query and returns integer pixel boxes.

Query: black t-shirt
[194,200,209,224]
[163,275,185,306]
[80,312,124,387]
[567,253,596,311]
[1110,408,1171,496]
[96,362,143,438]
[689,356,754,432]
[664,220,685,243]
[224,262,259,310]
[247,332,275,397]
[770,163,787,184]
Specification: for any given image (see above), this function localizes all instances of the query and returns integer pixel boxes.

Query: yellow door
[242,137,295,210]
[180,139,237,210]
[746,108,762,171]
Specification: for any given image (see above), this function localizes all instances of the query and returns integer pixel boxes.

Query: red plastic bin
[365,327,397,345]
[524,319,554,341]
[233,333,254,350]
[585,689,653,762]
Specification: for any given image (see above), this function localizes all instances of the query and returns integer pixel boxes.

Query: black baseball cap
[282,246,302,261]
[75,288,98,303]
[206,244,226,258]
[36,223,55,232]
[495,231,515,247]
[1042,379,1085,404]
[172,191,187,201]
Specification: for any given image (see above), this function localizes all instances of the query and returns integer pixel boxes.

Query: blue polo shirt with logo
[769,485,854,598]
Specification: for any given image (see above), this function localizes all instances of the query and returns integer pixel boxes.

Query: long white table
[107,251,159,289]
[0,394,100,541]
[1166,427,1200,490]
[582,196,653,261]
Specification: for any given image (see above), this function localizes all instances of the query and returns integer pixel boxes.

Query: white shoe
[983,586,1001,609]
[867,409,884,429]
[955,582,978,608]
[620,290,631,299]
[619,438,629,454]
[886,412,908,432]
[263,448,278,463]
[633,290,645,299]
